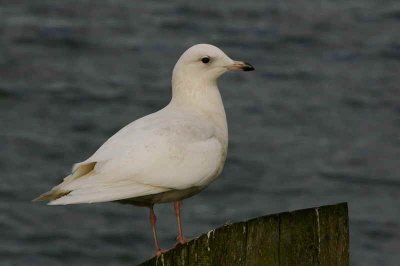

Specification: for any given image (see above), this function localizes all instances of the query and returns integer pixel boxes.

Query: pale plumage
[34,43,254,255]
[48,107,224,205]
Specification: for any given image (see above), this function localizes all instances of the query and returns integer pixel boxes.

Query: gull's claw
[174,236,190,247]
[155,248,168,257]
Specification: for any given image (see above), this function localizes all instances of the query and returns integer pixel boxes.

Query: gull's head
[172,44,254,89]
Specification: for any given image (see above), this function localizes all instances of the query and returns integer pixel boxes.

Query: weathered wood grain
[139,202,349,266]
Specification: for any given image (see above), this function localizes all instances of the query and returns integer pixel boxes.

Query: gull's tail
[32,161,168,205]
[32,189,71,202]
[32,162,96,203]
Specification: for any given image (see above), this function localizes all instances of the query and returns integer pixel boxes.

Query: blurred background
[1,0,399,265]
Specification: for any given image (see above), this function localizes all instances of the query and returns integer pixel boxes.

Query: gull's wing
[43,108,224,205]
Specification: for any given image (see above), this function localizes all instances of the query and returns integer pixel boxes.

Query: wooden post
[139,202,349,266]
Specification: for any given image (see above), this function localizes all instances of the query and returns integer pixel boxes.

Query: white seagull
[34,44,254,255]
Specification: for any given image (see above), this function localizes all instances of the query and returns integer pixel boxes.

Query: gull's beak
[227,61,255,71]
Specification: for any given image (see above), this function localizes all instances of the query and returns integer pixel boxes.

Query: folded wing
[38,109,223,205]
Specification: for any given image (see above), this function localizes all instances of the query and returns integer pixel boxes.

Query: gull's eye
[201,56,210,64]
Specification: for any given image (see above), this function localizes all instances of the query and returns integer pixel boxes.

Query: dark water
[1,1,399,265]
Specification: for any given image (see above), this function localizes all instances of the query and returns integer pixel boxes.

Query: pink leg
[149,206,165,256]
[174,201,188,245]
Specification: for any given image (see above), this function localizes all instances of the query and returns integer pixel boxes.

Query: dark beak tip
[243,62,255,71]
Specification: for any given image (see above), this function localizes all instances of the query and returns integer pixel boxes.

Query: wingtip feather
[32,190,71,203]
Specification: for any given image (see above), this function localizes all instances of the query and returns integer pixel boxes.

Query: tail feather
[48,184,167,205]
[33,162,96,202]
[32,189,71,202]
[33,161,169,205]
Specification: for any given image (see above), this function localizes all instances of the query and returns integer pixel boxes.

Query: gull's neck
[169,76,228,143]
